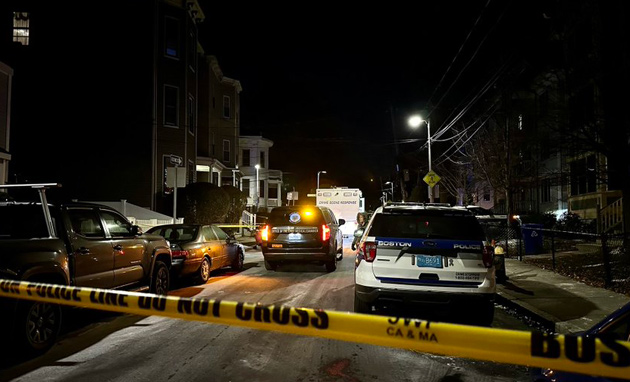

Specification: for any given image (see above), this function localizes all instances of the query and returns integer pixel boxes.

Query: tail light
[172,250,190,259]
[321,224,331,241]
[362,241,377,262]
[261,225,269,242]
[482,246,494,268]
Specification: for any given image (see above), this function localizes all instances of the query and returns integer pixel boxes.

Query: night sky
[196,1,545,207]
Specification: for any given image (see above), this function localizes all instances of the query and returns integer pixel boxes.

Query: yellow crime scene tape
[0,279,628,379]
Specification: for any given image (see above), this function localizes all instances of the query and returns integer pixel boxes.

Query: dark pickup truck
[0,184,172,355]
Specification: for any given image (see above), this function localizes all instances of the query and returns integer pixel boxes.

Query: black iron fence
[480,219,630,293]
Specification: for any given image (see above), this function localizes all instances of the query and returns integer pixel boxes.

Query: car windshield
[148,225,198,243]
[0,204,54,239]
[368,211,486,241]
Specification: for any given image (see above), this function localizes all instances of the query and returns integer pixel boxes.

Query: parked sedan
[531,301,630,382]
[147,224,245,283]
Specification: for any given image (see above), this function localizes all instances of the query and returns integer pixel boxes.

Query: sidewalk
[497,258,630,334]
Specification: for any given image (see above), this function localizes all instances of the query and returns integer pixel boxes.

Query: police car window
[368,212,485,241]
[269,208,324,226]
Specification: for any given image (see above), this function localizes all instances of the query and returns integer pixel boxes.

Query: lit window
[13,12,30,46]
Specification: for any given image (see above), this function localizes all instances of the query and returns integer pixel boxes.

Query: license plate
[416,255,442,268]
[288,233,301,240]
[272,244,283,248]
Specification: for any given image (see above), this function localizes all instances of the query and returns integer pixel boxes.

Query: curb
[495,291,556,333]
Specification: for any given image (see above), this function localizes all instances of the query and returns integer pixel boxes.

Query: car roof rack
[0,183,62,238]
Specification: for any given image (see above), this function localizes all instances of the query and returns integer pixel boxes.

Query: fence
[128,217,183,231]
[479,220,630,292]
[538,229,629,291]
[479,219,523,258]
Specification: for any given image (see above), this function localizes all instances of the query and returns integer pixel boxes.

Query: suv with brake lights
[354,202,496,325]
[261,206,344,272]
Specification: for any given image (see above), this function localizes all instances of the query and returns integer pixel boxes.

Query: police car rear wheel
[325,261,336,272]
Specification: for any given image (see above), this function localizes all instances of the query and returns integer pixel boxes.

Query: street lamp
[408,115,434,202]
[384,181,394,202]
[255,164,260,211]
[317,170,327,190]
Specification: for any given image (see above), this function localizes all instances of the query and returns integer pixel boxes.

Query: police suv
[354,202,496,325]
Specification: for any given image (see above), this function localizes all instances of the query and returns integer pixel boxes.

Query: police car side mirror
[354,229,364,237]
[338,219,345,226]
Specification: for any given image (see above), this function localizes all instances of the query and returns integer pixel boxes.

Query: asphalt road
[0,239,535,382]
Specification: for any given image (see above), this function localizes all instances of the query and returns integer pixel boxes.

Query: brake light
[321,224,330,241]
[362,241,377,262]
[172,250,190,259]
[482,246,494,268]
[261,225,269,242]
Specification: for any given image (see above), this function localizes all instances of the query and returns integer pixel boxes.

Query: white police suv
[354,202,496,325]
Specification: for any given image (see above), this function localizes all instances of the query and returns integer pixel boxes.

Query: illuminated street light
[317,170,327,189]
[408,115,434,202]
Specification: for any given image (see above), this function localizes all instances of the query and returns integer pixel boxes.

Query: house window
[164,17,179,58]
[269,184,278,199]
[259,180,265,198]
[223,96,230,119]
[223,140,230,162]
[483,193,491,202]
[13,12,30,45]
[541,179,551,203]
[211,133,215,156]
[243,179,250,198]
[260,151,265,168]
[187,95,195,134]
[570,155,597,196]
[242,149,250,167]
[164,86,178,126]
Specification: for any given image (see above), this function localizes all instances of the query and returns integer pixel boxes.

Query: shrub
[182,182,230,224]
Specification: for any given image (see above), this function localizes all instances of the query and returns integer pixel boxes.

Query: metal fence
[480,218,630,293]
[539,229,629,290]
[479,220,523,258]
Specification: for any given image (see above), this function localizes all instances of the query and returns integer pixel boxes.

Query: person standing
[351,212,368,251]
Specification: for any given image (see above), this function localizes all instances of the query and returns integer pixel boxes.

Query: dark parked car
[260,206,344,272]
[532,301,630,382]
[147,224,245,283]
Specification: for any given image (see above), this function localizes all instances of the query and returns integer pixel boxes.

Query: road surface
[0,239,534,382]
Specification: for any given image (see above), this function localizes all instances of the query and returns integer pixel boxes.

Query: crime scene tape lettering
[0,279,628,380]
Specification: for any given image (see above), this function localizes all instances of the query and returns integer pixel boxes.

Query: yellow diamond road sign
[423,170,441,187]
